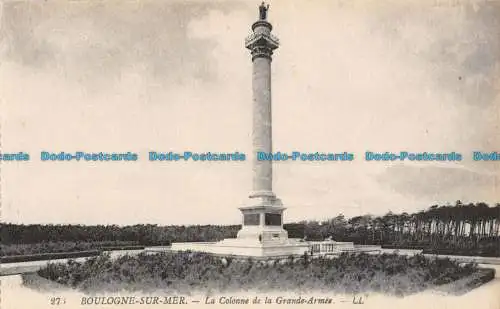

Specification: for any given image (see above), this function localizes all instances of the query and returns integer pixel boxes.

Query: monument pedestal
[237,192,288,242]
[171,194,310,257]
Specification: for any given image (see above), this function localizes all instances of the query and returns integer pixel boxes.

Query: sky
[0,0,499,225]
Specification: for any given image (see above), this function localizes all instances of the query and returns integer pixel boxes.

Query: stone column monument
[235,2,289,245]
[171,3,309,257]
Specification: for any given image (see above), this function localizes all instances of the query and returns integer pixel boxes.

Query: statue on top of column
[259,2,269,20]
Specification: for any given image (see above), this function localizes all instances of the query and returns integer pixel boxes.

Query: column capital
[245,24,279,61]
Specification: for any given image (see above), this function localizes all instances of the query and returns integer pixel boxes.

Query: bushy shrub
[34,251,490,296]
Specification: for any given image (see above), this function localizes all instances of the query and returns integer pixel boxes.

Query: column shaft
[252,56,273,194]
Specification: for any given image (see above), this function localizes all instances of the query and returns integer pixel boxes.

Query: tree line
[1,224,240,246]
[2,201,499,256]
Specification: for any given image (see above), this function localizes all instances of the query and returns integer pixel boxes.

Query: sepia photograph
[0,0,499,308]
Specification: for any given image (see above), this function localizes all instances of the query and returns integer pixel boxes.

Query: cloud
[0,0,498,225]
[0,1,249,94]
[365,1,500,108]
[377,164,499,204]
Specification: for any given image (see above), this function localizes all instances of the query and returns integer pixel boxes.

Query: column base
[244,191,284,208]
[249,190,276,199]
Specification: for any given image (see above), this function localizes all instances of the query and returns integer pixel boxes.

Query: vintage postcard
[0,0,499,308]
